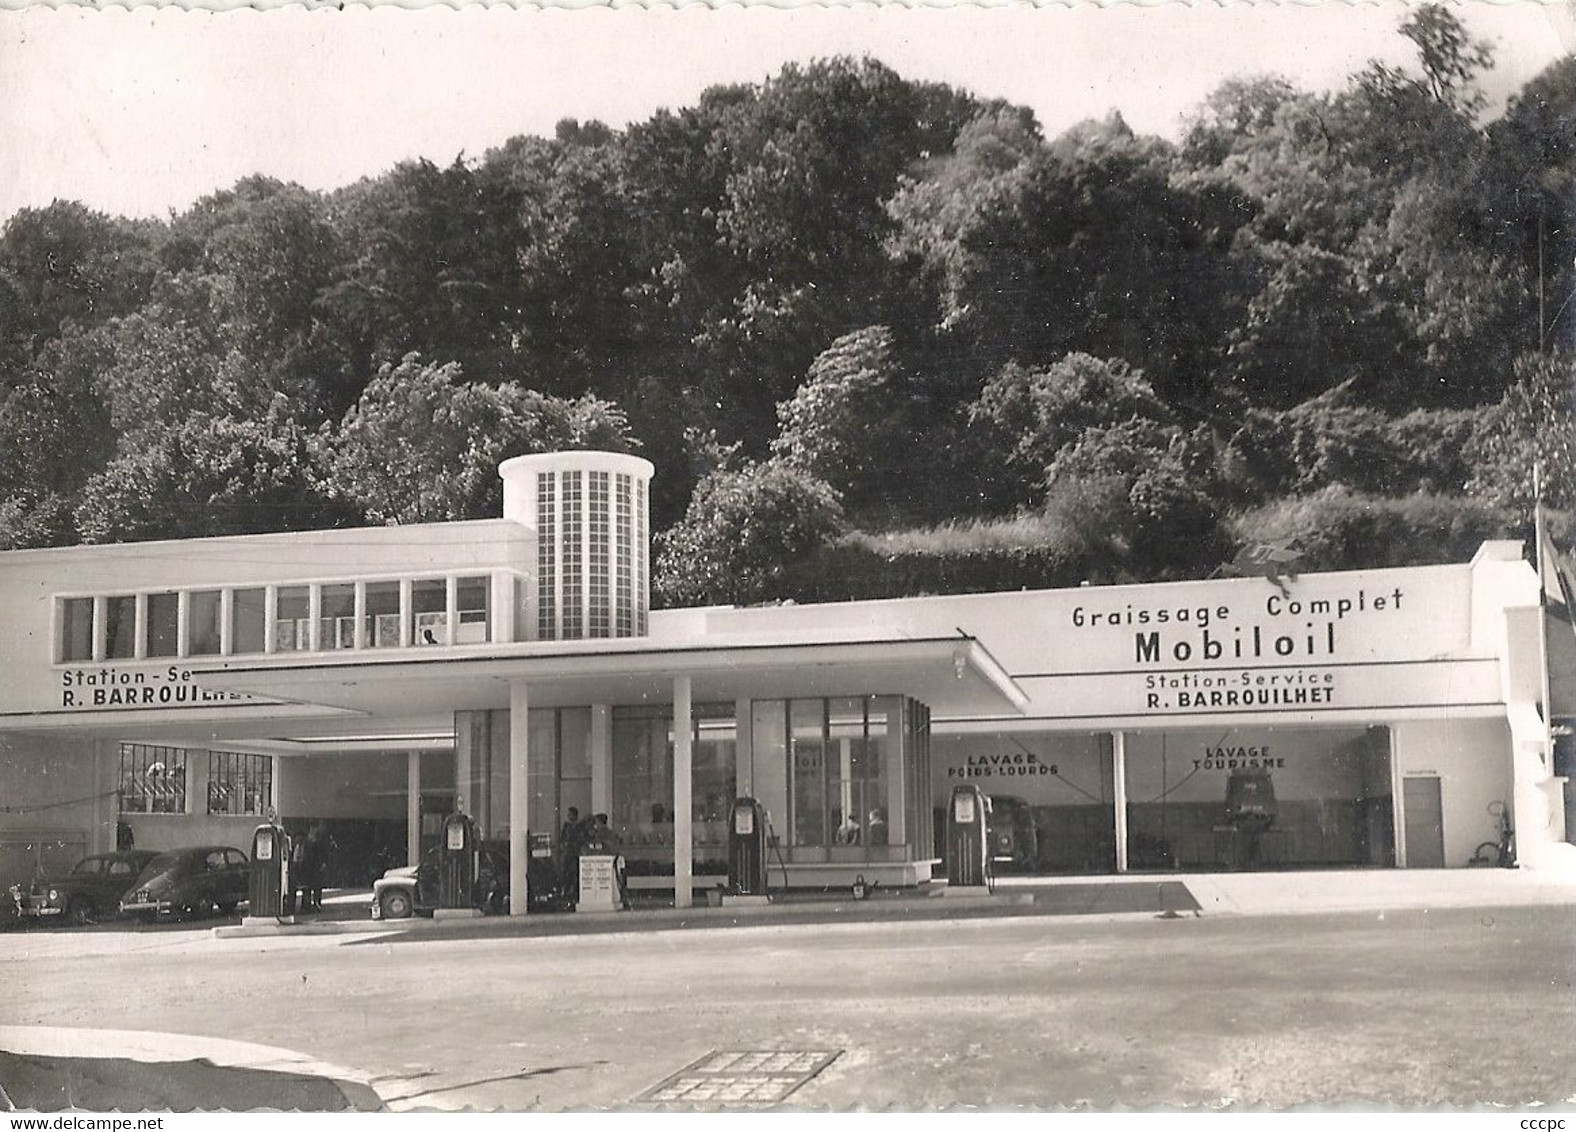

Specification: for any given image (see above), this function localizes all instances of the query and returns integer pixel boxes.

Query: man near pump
[586,813,631,911]
[559,807,582,903]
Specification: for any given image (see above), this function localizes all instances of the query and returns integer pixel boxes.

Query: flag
[1220,539,1302,595]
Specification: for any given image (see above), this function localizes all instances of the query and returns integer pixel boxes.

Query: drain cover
[637,1049,842,1105]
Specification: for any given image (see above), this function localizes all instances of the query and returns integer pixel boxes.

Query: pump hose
[766,821,790,899]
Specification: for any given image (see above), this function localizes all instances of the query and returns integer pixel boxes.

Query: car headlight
[47,889,59,902]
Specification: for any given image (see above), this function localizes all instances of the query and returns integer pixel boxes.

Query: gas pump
[438,811,478,910]
[1224,769,1278,868]
[945,784,991,889]
[727,798,770,897]
[248,820,292,919]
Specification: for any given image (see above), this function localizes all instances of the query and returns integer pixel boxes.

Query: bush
[1220,401,1479,503]
[1229,487,1517,572]
[653,459,847,606]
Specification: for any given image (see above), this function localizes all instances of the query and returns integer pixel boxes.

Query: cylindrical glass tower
[499,451,655,641]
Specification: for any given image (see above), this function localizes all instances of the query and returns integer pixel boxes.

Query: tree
[72,397,345,544]
[323,353,636,524]
[0,201,161,371]
[1480,57,1576,357]
[967,353,1172,504]
[890,111,1252,403]
[653,459,846,606]
[772,326,899,491]
[1465,351,1576,513]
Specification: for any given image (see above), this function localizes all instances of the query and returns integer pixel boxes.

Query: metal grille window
[589,471,610,638]
[207,751,272,817]
[636,478,647,635]
[615,474,632,636]
[562,471,583,640]
[537,472,557,639]
[119,744,189,814]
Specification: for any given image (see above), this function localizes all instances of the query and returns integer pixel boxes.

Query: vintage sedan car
[371,846,512,920]
[9,850,159,925]
[119,845,250,920]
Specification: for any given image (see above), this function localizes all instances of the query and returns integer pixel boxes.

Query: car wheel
[65,898,94,927]
[217,902,237,915]
[379,888,414,919]
[189,897,215,919]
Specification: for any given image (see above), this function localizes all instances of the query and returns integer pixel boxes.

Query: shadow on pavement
[349,880,1200,945]
[0,1051,385,1112]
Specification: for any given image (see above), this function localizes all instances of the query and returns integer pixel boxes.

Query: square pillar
[590,704,612,816]
[508,682,531,915]
[885,701,906,846]
[454,715,474,818]
[1112,731,1129,874]
[673,674,693,910]
[407,751,422,867]
[734,698,754,799]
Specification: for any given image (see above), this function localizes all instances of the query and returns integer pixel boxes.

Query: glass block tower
[499,451,655,641]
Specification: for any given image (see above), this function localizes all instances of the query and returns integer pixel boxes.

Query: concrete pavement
[3,867,1574,1111]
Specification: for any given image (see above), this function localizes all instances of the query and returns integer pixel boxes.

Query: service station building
[2,450,1571,912]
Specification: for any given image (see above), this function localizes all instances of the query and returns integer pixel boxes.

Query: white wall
[0,733,116,891]
[1391,717,1513,867]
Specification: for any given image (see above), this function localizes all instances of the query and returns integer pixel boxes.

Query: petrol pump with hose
[945,783,993,891]
[245,818,293,924]
[437,810,481,917]
[725,797,771,905]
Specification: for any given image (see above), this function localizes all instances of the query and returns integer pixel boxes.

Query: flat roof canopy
[190,635,1030,722]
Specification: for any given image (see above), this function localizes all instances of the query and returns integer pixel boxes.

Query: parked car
[9,850,159,925]
[371,845,511,920]
[119,846,249,920]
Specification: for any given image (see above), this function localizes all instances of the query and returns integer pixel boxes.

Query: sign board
[577,854,621,913]
[57,664,265,712]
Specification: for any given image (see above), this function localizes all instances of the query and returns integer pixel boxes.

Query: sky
[0,1,1572,223]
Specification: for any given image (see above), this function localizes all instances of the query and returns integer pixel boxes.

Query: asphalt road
[2,904,1573,1110]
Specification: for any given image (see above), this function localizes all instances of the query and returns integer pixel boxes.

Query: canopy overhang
[189,634,1030,725]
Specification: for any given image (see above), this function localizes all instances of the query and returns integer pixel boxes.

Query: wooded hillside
[1,6,1571,604]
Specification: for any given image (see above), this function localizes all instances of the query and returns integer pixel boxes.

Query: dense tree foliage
[1,6,1571,600]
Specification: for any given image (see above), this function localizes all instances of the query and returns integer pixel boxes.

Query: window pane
[562,471,583,639]
[365,582,400,648]
[412,578,446,646]
[60,598,94,662]
[119,743,188,814]
[208,751,272,816]
[147,592,179,658]
[275,586,309,651]
[457,576,490,644]
[188,591,222,656]
[828,697,866,849]
[233,588,266,654]
[104,596,137,659]
[321,584,355,650]
[790,699,827,849]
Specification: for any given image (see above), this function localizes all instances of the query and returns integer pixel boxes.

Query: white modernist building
[1,450,1571,911]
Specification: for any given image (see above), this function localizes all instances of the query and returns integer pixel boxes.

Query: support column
[509,682,531,916]
[590,704,612,816]
[1112,731,1129,874]
[406,751,422,867]
[454,715,473,818]
[734,698,754,799]
[885,703,906,847]
[269,755,283,819]
[673,674,693,910]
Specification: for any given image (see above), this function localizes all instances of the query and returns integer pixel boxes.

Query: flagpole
[1536,463,1554,764]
